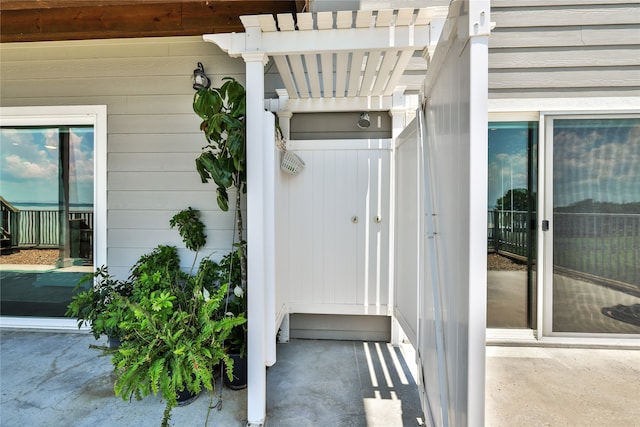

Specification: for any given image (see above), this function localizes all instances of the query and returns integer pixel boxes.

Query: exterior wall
[489,0,640,99]
[0,36,245,279]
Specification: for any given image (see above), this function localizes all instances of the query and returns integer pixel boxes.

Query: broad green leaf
[195,157,211,183]
[227,131,245,171]
[193,89,219,119]
[216,187,229,211]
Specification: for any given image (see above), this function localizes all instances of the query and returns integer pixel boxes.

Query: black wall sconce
[192,62,211,90]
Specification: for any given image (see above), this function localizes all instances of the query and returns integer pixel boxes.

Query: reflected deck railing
[488,210,532,259]
[488,210,639,292]
[2,209,93,248]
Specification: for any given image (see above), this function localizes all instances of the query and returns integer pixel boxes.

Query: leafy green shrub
[65,267,132,341]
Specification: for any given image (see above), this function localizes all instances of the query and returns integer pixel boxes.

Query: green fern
[109,209,246,426]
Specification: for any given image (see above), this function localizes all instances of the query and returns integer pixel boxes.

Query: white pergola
[206,7,448,111]
[204,7,449,426]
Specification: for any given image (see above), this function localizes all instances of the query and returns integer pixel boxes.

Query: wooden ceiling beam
[0,0,301,43]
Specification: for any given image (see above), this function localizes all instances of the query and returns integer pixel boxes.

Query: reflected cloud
[0,127,94,205]
[4,154,57,179]
[488,148,528,208]
[553,120,640,207]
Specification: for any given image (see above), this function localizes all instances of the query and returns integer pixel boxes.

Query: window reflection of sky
[488,122,532,209]
[553,119,640,209]
[0,126,94,207]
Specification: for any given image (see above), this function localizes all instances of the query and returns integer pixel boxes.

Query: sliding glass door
[487,122,537,328]
[546,116,640,334]
[0,125,94,317]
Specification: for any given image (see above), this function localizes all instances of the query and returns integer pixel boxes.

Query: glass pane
[553,118,640,334]
[487,122,537,328]
[0,126,94,317]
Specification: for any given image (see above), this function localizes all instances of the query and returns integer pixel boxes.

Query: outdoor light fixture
[192,62,210,90]
[357,112,371,129]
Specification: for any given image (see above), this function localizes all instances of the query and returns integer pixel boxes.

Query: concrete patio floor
[485,344,639,427]
[1,330,639,426]
[0,331,422,427]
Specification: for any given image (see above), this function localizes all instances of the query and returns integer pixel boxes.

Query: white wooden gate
[285,140,392,316]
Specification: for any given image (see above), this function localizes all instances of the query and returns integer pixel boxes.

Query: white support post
[276,110,292,141]
[244,51,268,427]
[467,1,490,425]
[275,106,292,347]
[389,89,404,346]
[264,110,277,368]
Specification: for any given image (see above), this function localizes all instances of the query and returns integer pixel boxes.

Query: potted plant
[110,208,246,427]
[215,244,247,389]
[193,77,249,388]
[66,266,132,348]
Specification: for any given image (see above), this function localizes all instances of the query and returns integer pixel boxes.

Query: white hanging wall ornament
[276,127,305,176]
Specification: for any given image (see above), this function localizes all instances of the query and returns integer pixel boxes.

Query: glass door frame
[540,111,640,340]
[0,105,107,330]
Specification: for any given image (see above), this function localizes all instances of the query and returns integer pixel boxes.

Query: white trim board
[489,97,640,114]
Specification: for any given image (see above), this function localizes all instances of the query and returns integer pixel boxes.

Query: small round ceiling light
[357,112,371,129]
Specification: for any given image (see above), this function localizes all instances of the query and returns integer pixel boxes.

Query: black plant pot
[224,353,247,390]
[167,369,200,406]
[108,336,121,349]
[176,387,199,406]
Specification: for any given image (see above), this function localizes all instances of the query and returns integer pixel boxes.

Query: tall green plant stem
[234,174,247,286]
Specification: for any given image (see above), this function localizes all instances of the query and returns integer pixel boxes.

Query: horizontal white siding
[494,4,639,27]
[0,36,246,279]
[490,26,639,49]
[490,46,640,68]
[492,0,639,7]
[489,1,640,98]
